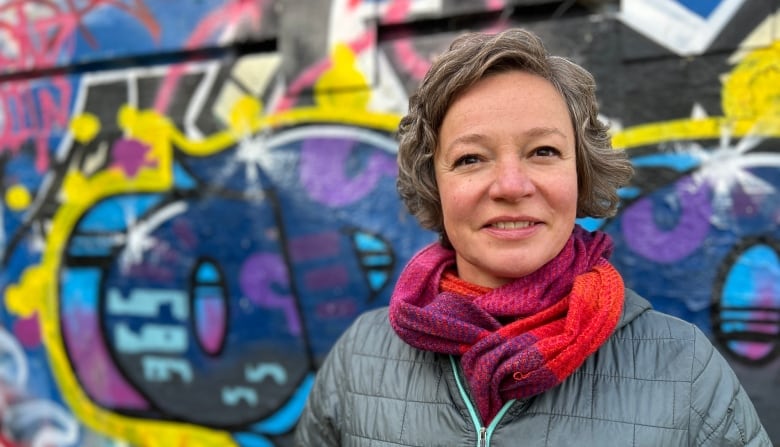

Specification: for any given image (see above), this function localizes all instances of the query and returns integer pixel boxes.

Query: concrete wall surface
[0,0,778,445]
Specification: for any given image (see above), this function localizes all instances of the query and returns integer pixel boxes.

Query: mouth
[488,221,537,230]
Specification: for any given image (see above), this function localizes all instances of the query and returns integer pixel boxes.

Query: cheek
[552,177,579,215]
[439,187,473,228]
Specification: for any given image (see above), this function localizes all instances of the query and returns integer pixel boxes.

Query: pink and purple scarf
[389,226,625,423]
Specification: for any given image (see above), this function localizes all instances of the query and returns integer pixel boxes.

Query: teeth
[492,221,533,229]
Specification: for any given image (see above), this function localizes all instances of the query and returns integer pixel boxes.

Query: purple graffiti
[316,299,357,319]
[239,253,301,336]
[300,137,396,207]
[173,220,198,249]
[61,305,148,409]
[12,315,40,348]
[195,297,226,355]
[127,264,174,282]
[111,138,157,177]
[622,177,712,263]
[289,232,341,262]
[304,265,349,291]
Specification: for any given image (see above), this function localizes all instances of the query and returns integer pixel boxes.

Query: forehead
[438,71,574,144]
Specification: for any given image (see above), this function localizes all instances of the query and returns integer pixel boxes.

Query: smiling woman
[295,28,771,447]
[435,71,578,286]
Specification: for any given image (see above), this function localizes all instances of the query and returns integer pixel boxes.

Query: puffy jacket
[295,289,771,446]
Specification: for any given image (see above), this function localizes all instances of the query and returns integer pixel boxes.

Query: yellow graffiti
[7,101,219,445]
[229,96,263,134]
[723,40,780,120]
[70,113,101,144]
[612,39,780,149]
[8,44,403,447]
[5,265,47,318]
[315,44,371,110]
[5,184,31,210]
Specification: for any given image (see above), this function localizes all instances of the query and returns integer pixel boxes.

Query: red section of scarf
[441,270,491,297]
[389,226,625,423]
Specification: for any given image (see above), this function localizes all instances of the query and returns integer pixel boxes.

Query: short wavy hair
[396,28,633,240]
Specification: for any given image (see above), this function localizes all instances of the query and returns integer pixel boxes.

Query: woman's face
[434,70,578,288]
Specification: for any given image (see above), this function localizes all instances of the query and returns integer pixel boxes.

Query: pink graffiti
[0,1,159,71]
[111,138,157,177]
[0,0,160,171]
[11,314,40,348]
[737,271,780,361]
[0,78,70,172]
[316,298,357,319]
[383,0,508,81]
[154,0,266,113]
[173,219,198,249]
[304,265,349,291]
[289,232,341,262]
[61,304,148,409]
[274,30,376,112]
[382,0,435,80]
[194,296,226,355]
[0,1,159,69]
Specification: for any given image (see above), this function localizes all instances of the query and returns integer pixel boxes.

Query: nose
[488,158,536,202]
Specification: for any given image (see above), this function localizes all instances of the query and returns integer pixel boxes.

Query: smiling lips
[489,221,537,229]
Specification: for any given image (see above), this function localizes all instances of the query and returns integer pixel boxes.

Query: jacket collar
[617,288,652,330]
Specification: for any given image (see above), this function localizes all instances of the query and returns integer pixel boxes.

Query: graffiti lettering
[0,80,70,171]
[115,323,188,354]
[106,288,188,320]
[221,386,258,407]
[142,356,193,383]
[245,363,287,385]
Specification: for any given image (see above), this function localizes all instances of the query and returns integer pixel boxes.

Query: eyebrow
[523,126,568,139]
[445,127,569,150]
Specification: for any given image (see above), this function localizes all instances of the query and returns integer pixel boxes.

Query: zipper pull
[478,427,487,447]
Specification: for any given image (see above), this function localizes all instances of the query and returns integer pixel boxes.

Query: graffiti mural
[0,0,778,445]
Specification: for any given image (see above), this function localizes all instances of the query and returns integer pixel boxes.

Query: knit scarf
[388,226,624,423]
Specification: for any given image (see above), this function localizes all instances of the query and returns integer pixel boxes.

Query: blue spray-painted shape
[720,244,780,361]
[249,373,315,435]
[675,0,721,19]
[78,195,162,232]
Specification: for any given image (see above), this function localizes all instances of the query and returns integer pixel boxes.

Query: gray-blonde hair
[396,28,633,240]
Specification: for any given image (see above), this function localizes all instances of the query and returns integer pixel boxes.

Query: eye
[533,146,561,157]
[453,154,481,166]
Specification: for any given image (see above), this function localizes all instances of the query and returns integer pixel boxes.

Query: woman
[295,28,770,446]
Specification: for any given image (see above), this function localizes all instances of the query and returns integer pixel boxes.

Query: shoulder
[606,289,715,378]
[532,291,735,437]
[349,306,391,330]
[331,306,441,367]
[319,307,453,431]
[596,290,769,444]
[337,307,394,353]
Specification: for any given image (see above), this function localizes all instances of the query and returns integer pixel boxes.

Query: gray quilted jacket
[295,289,771,446]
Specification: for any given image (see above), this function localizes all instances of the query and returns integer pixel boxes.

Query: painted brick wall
[0,1,777,445]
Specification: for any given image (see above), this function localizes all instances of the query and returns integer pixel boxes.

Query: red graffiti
[0,0,160,171]
[154,0,267,113]
[0,0,159,71]
[0,78,70,172]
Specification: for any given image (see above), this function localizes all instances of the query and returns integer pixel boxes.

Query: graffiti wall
[0,0,777,445]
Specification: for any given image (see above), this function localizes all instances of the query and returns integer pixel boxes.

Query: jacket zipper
[449,356,515,447]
